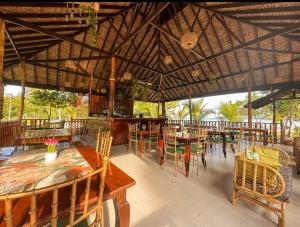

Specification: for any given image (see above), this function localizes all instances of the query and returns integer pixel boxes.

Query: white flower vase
[45,152,57,162]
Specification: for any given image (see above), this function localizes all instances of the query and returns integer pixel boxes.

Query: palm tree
[183,98,215,120]
[133,101,158,117]
[165,101,188,120]
[218,100,242,122]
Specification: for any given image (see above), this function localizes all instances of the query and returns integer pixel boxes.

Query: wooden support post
[18,61,26,121]
[0,19,4,120]
[162,91,166,117]
[157,101,160,117]
[189,88,192,126]
[108,56,116,118]
[248,71,253,143]
[280,119,285,144]
[272,99,277,144]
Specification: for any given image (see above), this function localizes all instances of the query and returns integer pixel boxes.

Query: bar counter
[110,118,167,145]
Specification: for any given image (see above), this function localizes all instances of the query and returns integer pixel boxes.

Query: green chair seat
[190,143,205,153]
[166,145,185,154]
[209,137,222,143]
[143,137,158,142]
[225,138,239,143]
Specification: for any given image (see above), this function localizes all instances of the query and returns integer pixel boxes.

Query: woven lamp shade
[181,32,198,49]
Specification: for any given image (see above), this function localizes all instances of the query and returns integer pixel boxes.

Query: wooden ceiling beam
[221,6,300,15]
[165,57,300,91]
[4,28,22,62]
[164,22,300,76]
[244,47,300,54]
[112,2,170,54]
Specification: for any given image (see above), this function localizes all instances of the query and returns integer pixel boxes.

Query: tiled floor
[103,144,300,227]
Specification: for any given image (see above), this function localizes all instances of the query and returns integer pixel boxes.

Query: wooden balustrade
[0,118,288,148]
[167,119,282,144]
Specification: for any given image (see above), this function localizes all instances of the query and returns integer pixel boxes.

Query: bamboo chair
[0,156,109,227]
[128,123,140,155]
[143,123,160,154]
[190,128,208,175]
[232,146,292,227]
[162,127,185,177]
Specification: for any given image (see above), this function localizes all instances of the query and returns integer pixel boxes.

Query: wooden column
[162,91,166,117]
[18,61,26,121]
[108,56,116,118]
[188,88,192,125]
[157,101,160,117]
[0,19,4,120]
[247,71,253,129]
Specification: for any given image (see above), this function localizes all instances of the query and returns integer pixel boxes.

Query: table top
[0,147,92,195]
[0,144,136,226]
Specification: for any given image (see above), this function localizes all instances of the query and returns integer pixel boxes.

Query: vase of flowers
[45,138,58,162]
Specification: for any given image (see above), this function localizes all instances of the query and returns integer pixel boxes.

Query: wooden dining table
[158,132,200,177]
[0,143,135,227]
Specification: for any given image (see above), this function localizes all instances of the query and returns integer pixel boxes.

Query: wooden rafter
[164,22,300,76]
[4,28,22,62]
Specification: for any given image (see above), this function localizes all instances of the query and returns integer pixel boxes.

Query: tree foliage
[183,98,215,120]
[218,100,243,122]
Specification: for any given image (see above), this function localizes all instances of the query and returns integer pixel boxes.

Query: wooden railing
[0,118,288,148]
[167,119,282,144]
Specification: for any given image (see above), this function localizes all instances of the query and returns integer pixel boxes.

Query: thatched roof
[1,2,300,102]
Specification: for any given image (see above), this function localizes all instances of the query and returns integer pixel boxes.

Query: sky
[4,84,248,110]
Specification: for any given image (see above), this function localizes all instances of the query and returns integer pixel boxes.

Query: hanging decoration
[65,2,99,46]
[164,55,173,65]
[191,69,200,77]
[208,73,217,88]
[130,79,152,101]
[181,31,198,49]
[123,72,133,81]
[79,3,99,46]
[100,88,107,94]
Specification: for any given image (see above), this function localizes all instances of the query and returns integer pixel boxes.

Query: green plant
[209,73,217,88]
[80,3,98,46]
[130,78,152,101]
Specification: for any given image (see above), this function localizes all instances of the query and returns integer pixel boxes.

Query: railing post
[280,119,284,144]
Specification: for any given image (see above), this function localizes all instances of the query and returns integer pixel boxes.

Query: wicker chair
[162,127,185,177]
[190,128,208,175]
[232,146,292,227]
[128,123,140,155]
[0,156,109,227]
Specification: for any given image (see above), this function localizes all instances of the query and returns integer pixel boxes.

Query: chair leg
[128,140,131,153]
[174,154,178,177]
[101,205,104,227]
[196,154,199,176]
[279,203,286,227]
[232,188,237,206]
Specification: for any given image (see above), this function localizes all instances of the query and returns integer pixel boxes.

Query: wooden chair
[225,128,242,153]
[96,131,113,163]
[128,123,140,155]
[232,146,292,227]
[0,156,109,227]
[208,129,222,155]
[143,123,160,154]
[162,127,185,177]
[190,128,208,175]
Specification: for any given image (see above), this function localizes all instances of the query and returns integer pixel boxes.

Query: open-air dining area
[0,2,300,227]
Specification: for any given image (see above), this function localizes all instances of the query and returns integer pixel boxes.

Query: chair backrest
[22,129,47,146]
[163,127,177,150]
[128,123,139,139]
[96,130,113,158]
[149,123,160,137]
[0,156,109,227]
